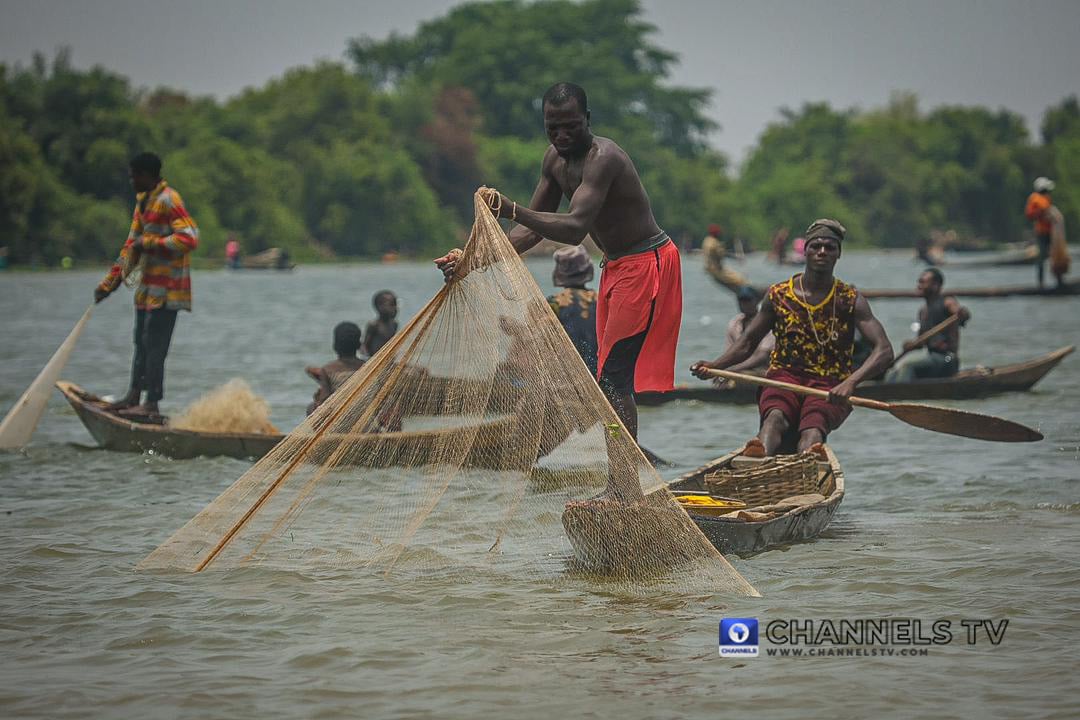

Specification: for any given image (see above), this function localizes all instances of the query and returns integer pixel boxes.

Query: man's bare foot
[741,438,766,458]
[106,394,140,412]
[117,403,161,420]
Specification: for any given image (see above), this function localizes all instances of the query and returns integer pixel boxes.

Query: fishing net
[139,189,757,596]
[171,379,279,434]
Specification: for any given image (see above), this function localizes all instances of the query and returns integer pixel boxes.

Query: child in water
[363,290,399,357]
[306,321,367,415]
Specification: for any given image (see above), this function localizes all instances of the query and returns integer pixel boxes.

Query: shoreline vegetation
[1,0,1077,269]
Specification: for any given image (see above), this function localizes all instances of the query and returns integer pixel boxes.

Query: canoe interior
[56,381,515,465]
[665,446,846,556]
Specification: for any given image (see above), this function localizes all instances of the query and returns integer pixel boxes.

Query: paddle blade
[0,305,93,449]
[888,403,1043,442]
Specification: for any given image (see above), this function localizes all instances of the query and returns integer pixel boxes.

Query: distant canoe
[862,282,1079,298]
[637,346,1074,406]
[56,381,513,464]
[233,247,295,270]
[938,245,1039,268]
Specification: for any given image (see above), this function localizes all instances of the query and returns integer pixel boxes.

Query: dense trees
[1,0,1077,266]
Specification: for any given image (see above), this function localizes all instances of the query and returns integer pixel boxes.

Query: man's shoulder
[590,136,629,162]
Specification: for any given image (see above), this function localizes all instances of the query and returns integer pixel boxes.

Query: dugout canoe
[636,345,1074,406]
[862,282,1079,298]
[560,446,844,569]
[937,245,1040,268]
[56,381,513,464]
[666,445,845,556]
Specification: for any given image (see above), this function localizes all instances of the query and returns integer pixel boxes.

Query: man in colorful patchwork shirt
[94,152,198,418]
[692,219,894,456]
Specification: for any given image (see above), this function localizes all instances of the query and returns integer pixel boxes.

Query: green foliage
[1,3,1078,268]
[349,0,714,156]
[733,96,1044,247]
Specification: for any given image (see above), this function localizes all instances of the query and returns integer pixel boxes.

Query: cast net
[139,189,758,596]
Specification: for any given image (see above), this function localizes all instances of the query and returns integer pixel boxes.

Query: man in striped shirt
[94,152,198,418]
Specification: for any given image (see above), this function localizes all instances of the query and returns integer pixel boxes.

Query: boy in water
[363,290,399,357]
[306,322,367,415]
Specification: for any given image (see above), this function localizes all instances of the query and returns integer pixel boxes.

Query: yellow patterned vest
[767,275,858,381]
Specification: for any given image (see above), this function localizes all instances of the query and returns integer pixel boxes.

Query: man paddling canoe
[435,82,680,499]
[886,268,971,382]
[691,220,894,456]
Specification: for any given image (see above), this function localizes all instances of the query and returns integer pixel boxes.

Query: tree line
[1,0,1076,266]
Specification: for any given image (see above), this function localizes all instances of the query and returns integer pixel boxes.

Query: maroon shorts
[758,368,852,437]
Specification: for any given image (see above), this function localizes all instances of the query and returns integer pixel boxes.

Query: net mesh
[139,189,758,596]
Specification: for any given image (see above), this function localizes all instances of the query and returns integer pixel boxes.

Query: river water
[1,252,1078,719]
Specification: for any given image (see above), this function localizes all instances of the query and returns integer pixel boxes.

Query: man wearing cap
[715,287,775,385]
[548,245,599,377]
[691,219,894,456]
[1026,177,1056,288]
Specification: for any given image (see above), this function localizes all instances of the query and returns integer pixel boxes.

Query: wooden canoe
[637,345,1074,406]
[666,445,845,556]
[559,446,844,570]
[56,381,514,464]
[862,282,1079,298]
[938,245,1039,268]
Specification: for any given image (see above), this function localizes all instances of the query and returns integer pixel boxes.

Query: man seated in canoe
[306,322,367,415]
[885,268,971,383]
[691,219,894,456]
[711,286,774,389]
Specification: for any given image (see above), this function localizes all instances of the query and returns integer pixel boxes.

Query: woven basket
[704,453,827,507]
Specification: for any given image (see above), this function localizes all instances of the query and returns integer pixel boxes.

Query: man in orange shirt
[1025,177,1055,288]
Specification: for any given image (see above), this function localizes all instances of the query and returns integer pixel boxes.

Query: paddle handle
[702,368,890,411]
[891,313,961,366]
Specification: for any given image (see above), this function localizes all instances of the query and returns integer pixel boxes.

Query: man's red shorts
[596,239,682,393]
[758,368,852,436]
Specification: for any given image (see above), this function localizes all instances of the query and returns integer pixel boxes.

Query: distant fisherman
[548,245,599,376]
[94,152,198,419]
[692,220,893,456]
[712,286,774,388]
[1025,177,1055,289]
[886,268,971,383]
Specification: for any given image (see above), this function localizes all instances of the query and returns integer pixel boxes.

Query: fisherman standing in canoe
[435,82,680,497]
[691,220,894,456]
[94,153,198,419]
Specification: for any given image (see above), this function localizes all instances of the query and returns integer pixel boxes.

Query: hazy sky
[2,0,1078,163]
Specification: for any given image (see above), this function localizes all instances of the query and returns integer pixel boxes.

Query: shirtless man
[436,83,680,499]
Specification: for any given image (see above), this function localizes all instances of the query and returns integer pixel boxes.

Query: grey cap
[552,245,595,287]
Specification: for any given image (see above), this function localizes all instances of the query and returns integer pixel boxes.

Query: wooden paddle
[0,305,94,449]
[889,313,962,367]
[701,368,1042,443]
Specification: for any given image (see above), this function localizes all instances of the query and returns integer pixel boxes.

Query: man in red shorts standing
[691,219,894,456]
[436,82,680,497]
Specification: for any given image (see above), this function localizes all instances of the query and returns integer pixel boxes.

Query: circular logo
[727,622,750,644]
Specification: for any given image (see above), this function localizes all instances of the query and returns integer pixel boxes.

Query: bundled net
[171,379,279,434]
[139,189,757,596]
